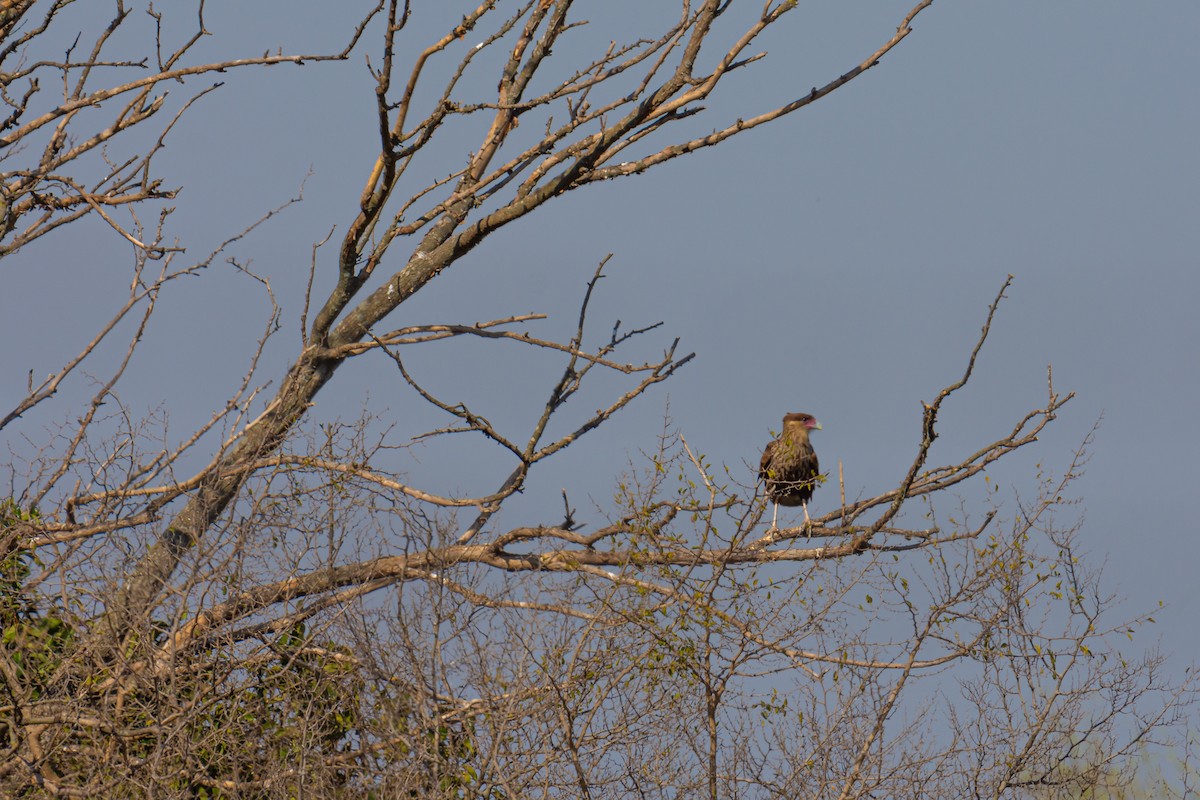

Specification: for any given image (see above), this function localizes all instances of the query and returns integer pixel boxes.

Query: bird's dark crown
[782,412,819,428]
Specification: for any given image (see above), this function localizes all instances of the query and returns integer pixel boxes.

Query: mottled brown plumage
[759,412,822,528]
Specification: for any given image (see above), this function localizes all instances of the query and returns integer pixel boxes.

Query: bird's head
[782,412,821,432]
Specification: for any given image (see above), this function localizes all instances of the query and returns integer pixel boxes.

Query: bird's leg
[771,502,779,531]
[803,501,811,539]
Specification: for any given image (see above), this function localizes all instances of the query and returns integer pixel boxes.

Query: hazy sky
[4,2,1198,668]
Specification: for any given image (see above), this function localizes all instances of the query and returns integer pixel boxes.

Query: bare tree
[1,2,1193,798]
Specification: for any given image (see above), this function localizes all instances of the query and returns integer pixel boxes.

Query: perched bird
[759,412,822,529]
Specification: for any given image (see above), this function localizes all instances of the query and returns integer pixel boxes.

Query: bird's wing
[799,449,820,483]
[759,440,776,480]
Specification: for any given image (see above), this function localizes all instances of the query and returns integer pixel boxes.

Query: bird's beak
[812,421,823,430]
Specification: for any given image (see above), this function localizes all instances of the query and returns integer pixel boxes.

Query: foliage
[1,500,74,701]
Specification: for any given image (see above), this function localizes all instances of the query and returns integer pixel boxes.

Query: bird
[759,412,822,530]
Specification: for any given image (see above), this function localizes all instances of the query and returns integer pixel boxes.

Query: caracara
[759,412,822,529]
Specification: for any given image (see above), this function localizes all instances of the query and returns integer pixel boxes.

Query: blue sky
[4,1,1198,669]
